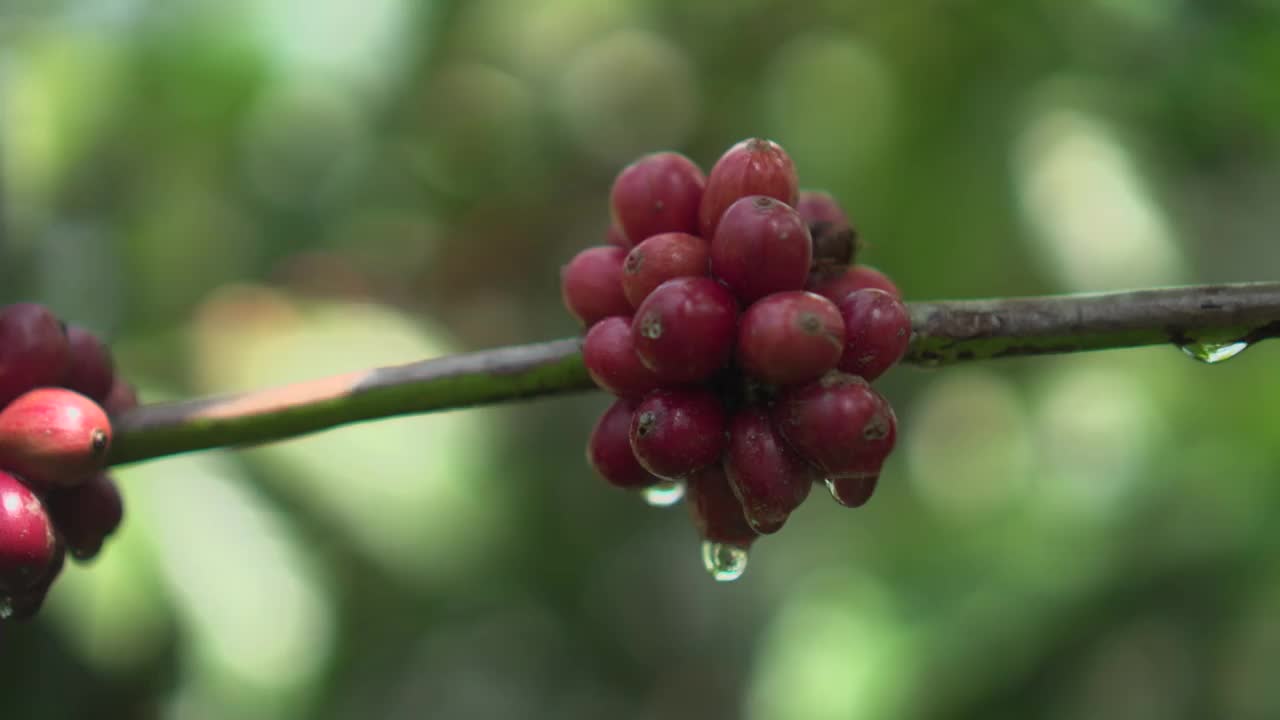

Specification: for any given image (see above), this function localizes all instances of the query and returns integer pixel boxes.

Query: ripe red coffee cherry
[62,325,116,404]
[621,232,710,308]
[738,291,845,386]
[630,388,727,480]
[837,289,912,381]
[588,399,662,489]
[583,316,662,398]
[0,303,71,408]
[0,388,112,488]
[606,222,631,250]
[610,152,706,245]
[710,196,812,304]
[0,471,57,594]
[632,277,738,384]
[724,408,814,534]
[773,373,897,485]
[808,264,902,304]
[698,138,799,239]
[796,190,856,269]
[561,246,632,328]
[687,464,758,547]
[44,472,124,561]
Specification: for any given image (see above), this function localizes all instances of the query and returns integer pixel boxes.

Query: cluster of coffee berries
[562,138,910,581]
[0,303,135,619]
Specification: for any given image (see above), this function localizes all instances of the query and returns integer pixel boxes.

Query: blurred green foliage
[3,1,1280,718]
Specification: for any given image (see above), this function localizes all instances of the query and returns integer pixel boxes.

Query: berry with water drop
[0,471,57,595]
[724,408,814,533]
[773,372,897,487]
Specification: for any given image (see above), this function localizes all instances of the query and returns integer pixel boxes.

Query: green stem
[107,282,1280,466]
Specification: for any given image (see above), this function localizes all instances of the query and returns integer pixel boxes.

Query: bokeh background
[3,1,1280,718]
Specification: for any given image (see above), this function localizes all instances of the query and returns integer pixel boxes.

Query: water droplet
[641,480,685,507]
[0,597,12,620]
[701,541,749,582]
[1179,340,1250,364]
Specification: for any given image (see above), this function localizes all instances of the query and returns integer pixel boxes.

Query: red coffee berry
[837,289,912,381]
[687,463,757,547]
[698,138,799,239]
[737,291,845,386]
[0,471,57,594]
[583,316,662,398]
[724,408,814,534]
[621,232,710,308]
[3,542,64,621]
[102,378,140,417]
[826,475,878,508]
[632,277,738,384]
[588,399,661,490]
[606,222,631,250]
[0,303,71,408]
[0,388,112,488]
[773,373,897,484]
[610,152,706,245]
[808,264,902,304]
[630,388,727,480]
[796,190,856,269]
[561,246,632,328]
[710,196,812,304]
[62,325,116,404]
[45,472,124,561]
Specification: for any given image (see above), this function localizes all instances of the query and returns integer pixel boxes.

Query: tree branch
[107,282,1280,466]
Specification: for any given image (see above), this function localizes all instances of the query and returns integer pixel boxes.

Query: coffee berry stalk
[564,138,909,582]
[0,303,135,620]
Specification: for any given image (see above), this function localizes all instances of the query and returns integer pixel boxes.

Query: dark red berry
[610,152,705,245]
[583,316,662,398]
[737,291,844,386]
[698,138,799,239]
[62,325,116,404]
[45,472,124,561]
[710,196,812,304]
[796,190,856,269]
[632,277,738,384]
[621,232,709,308]
[606,222,631,250]
[724,408,813,534]
[773,373,897,485]
[0,387,112,489]
[102,378,140,417]
[630,388,727,480]
[561,246,633,328]
[808,264,902,304]
[837,289,912,381]
[0,471,57,594]
[687,464,757,547]
[588,399,662,490]
[826,475,878,508]
[0,303,71,408]
[3,542,64,621]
